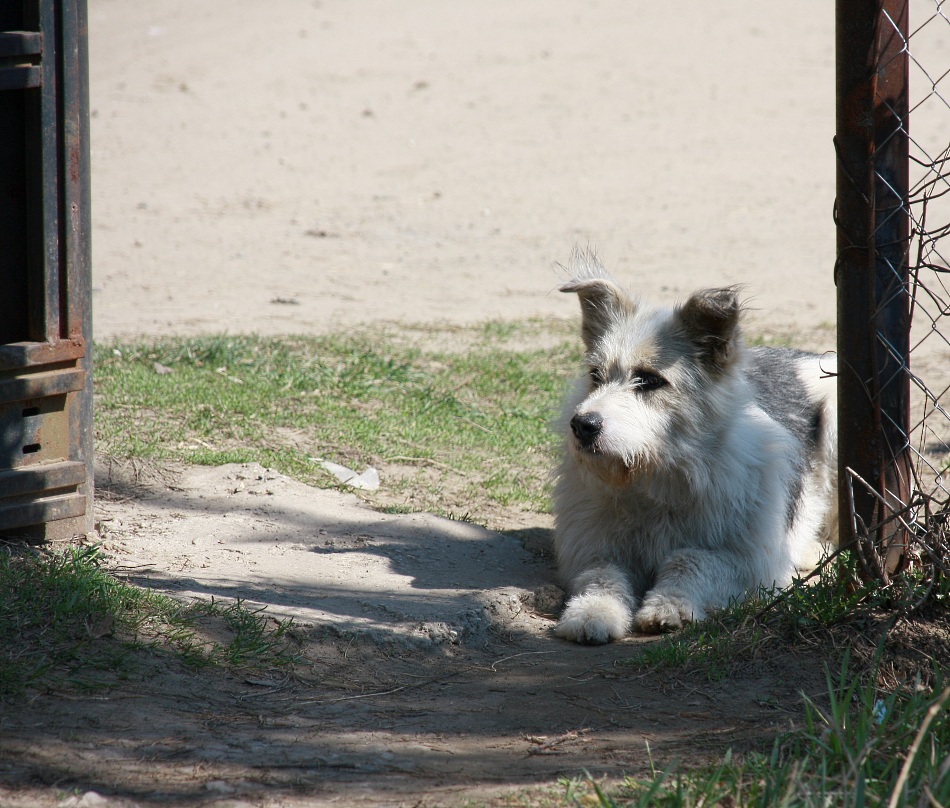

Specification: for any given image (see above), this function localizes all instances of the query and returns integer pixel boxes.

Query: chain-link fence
[835,0,950,587]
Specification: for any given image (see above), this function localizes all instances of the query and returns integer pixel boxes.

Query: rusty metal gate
[0,0,92,540]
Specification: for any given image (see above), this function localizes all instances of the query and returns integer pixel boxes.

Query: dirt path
[2,633,814,807]
[0,463,826,807]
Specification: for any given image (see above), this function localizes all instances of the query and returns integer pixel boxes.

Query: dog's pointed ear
[677,287,742,372]
[560,277,635,349]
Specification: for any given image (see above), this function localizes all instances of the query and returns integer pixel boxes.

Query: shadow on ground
[0,462,823,807]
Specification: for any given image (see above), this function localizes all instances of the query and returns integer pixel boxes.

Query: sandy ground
[96,462,559,648]
[2,2,850,806]
[89,0,837,342]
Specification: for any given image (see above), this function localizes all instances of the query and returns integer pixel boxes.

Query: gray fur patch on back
[747,347,823,450]
[746,347,824,527]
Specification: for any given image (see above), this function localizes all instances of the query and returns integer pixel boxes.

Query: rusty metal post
[835,0,913,578]
[0,0,93,540]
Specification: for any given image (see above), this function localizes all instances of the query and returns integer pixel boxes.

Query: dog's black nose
[570,412,603,447]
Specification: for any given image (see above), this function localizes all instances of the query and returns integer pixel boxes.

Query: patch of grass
[571,665,950,807]
[790,655,950,807]
[631,574,837,683]
[600,551,950,807]
[94,323,580,521]
[0,543,298,698]
[630,545,935,683]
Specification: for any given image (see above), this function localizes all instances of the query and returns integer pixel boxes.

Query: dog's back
[747,347,838,568]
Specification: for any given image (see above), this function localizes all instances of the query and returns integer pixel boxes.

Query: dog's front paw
[633,593,700,634]
[555,591,632,645]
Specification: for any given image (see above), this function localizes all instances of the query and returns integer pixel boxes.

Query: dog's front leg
[555,565,639,644]
[634,549,746,633]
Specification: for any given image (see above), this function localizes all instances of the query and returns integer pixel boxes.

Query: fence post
[0,0,94,540]
[835,0,914,579]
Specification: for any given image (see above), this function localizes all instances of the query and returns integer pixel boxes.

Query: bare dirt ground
[1,462,831,808]
[1,1,858,805]
[87,0,837,342]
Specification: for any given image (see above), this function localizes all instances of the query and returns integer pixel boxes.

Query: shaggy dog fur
[553,252,838,644]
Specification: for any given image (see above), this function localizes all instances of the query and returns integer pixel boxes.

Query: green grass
[564,666,950,807]
[94,322,579,518]
[631,553,867,682]
[632,547,950,683]
[0,543,298,698]
[580,551,950,807]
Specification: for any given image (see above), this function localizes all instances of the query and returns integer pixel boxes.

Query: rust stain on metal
[835,0,913,579]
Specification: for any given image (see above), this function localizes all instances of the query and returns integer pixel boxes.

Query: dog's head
[560,254,744,486]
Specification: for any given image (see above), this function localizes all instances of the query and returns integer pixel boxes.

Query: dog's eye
[633,371,667,391]
[589,366,606,387]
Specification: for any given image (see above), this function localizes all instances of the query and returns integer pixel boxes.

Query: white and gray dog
[553,252,838,644]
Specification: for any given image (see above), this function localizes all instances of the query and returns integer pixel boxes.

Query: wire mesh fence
[835,0,950,588]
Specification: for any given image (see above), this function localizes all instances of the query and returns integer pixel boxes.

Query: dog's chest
[603,490,710,560]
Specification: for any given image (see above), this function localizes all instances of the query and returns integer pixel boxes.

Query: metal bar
[61,0,92,344]
[0,66,41,90]
[835,0,913,578]
[0,338,86,370]
[60,0,95,538]
[0,461,87,498]
[39,0,60,340]
[0,368,86,405]
[0,493,87,531]
[0,31,42,56]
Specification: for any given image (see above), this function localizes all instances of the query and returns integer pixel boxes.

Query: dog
[553,252,838,643]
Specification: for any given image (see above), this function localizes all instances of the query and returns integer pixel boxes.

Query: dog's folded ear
[677,287,742,372]
[560,277,636,350]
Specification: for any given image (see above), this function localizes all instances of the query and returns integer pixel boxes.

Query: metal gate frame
[0,0,93,540]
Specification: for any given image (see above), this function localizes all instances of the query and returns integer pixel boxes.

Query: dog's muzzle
[570,412,603,449]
